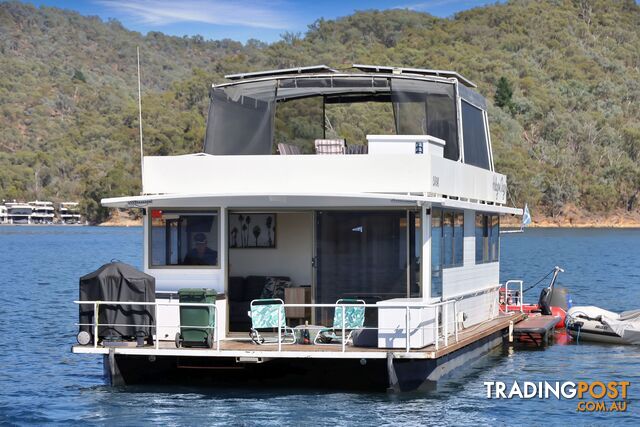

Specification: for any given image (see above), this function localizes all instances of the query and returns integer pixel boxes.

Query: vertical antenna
[137,46,144,192]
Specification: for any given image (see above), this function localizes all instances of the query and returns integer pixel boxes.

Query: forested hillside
[1,0,639,222]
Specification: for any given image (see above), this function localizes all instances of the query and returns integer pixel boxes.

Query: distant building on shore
[0,200,83,225]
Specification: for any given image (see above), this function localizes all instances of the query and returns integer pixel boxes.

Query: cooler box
[177,288,216,348]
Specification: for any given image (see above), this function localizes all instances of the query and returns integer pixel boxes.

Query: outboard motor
[538,287,553,315]
[538,266,565,316]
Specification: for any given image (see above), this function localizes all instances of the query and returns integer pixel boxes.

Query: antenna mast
[136,46,144,191]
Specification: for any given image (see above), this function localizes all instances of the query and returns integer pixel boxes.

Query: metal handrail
[503,280,524,313]
[272,299,459,353]
[73,300,219,351]
[74,288,505,354]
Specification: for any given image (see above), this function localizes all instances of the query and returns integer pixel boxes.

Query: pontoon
[72,64,524,391]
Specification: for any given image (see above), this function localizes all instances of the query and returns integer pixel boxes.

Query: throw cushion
[260,277,291,299]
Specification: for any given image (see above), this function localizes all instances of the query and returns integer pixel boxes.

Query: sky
[23,0,500,43]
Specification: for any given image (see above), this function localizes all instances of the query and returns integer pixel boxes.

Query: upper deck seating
[346,144,368,154]
[314,139,346,154]
[277,143,302,155]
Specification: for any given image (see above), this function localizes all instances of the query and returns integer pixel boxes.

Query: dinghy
[566,306,640,345]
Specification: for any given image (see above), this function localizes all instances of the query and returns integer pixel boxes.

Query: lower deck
[73,312,525,360]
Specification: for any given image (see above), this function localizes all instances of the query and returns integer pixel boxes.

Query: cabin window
[461,100,490,170]
[475,213,499,263]
[150,210,219,267]
[431,208,464,297]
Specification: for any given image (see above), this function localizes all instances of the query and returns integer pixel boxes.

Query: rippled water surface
[0,226,639,425]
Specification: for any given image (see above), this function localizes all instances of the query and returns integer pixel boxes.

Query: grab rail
[73,301,219,351]
[503,280,524,313]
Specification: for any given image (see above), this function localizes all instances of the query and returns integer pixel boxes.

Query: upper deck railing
[139,147,508,206]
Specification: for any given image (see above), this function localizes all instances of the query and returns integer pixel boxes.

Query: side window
[431,208,442,298]
[475,213,499,263]
[150,210,219,267]
[462,100,490,170]
[431,208,465,297]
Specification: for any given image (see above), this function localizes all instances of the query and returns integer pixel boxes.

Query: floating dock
[512,315,560,347]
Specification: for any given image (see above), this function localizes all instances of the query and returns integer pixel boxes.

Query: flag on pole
[522,203,532,228]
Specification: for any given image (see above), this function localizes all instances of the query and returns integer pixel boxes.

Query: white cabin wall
[442,263,499,298]
[228,212,313,286]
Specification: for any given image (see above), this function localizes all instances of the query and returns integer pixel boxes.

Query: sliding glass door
[315,210,421,325]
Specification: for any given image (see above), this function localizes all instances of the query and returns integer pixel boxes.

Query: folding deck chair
[314,139,346,154]
[314,299,366,345]
[248,299,296,345]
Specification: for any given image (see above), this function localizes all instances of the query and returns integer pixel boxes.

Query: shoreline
[96,215,640,229]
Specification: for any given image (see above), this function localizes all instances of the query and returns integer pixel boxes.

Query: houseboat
[29,200,55,224]
[72,65,524,391]
[59,202,82,224]
[5,202,33,224]
[0,205,7,224]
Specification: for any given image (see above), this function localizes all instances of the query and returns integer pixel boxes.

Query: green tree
[494,77,514,114]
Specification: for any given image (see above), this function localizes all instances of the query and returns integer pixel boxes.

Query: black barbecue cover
[79,262,155,340]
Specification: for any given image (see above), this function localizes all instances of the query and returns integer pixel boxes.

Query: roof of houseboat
[222,64,477,88]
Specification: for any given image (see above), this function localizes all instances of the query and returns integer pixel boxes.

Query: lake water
[0,226,638,425]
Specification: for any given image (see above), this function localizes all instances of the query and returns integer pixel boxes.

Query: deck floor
[74,312,525,359]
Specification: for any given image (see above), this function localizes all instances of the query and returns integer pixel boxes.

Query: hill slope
[0,0,639,222]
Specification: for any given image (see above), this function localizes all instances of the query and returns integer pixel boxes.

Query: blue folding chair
[248,299,296,345]
[314,299,366,345]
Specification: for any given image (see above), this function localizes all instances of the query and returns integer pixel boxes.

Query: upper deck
[106,65,512,212]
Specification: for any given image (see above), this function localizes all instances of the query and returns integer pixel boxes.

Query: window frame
[147,208,221,270]
[475,212,500,264]
[460,99,491,170]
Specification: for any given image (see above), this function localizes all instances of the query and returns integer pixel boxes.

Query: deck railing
[502,280,524,313]
[74,301,219,351]
[74,285,502,354]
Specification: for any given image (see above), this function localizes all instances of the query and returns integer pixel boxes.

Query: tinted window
[431,208,464,298]
[150,210,219,267]
[431,209,442,298]
[475,213,499,263]
[462,101,490,169]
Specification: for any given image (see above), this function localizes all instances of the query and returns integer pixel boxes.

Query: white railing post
[444,303,449,347]
[519,281,524,313]
[405,306,410,353]
[434,306,439,351]
[93,301,98,348]
[341,305,346,353]
[278,305,282,352]
[504,281,510,314]
[454,301,459,343]
[155,301,160,350]
[215,305,220,352]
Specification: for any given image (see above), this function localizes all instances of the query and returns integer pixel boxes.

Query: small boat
[566,306,640,345]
